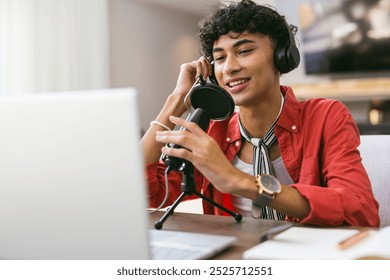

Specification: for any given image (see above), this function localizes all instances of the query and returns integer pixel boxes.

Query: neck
[239,91,283,139]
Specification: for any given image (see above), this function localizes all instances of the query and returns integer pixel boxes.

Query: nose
[222,55,241,76]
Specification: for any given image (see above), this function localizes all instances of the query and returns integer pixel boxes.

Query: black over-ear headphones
[274,18,300,74]
[209,17,300,83]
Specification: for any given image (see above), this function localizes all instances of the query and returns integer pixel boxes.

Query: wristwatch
[253,174,282,207]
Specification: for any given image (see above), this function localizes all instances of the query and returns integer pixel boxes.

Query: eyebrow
[213,39,256,53]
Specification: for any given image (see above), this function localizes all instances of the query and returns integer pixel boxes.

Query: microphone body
[162,108,210,172]
[162,76,234,174]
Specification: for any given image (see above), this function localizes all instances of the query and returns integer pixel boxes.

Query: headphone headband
[208,9,300,78]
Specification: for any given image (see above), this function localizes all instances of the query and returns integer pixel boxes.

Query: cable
[183,76,200,110]
[147,166,172,214]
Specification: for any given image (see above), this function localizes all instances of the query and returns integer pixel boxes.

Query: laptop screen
[0,88,151,259]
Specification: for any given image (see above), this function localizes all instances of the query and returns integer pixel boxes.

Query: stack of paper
[243,226,390,260]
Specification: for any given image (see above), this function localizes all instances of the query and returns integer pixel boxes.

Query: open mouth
[227,78,250,88]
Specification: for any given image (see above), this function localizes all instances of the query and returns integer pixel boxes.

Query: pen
[260,223,294,243]
[337,229,372,250]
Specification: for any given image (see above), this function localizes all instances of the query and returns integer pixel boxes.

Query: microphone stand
[154,162,242,230]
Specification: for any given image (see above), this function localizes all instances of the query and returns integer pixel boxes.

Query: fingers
[176,56,212,95]
[197,56,213,80]
[155,128,195,162]
[155,117,203,146]
[155,116,206,160]
[162,143,193,163]
[184,56,212,81]
[169,115,205,135]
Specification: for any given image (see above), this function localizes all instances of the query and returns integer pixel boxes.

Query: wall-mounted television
[299,0,390,76]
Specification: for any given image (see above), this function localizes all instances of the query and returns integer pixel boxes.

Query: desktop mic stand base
[154,164,242,230]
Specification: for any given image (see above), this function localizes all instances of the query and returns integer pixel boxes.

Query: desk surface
[149,211,292,260]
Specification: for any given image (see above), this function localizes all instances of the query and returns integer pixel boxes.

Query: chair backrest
[358,135,390,227]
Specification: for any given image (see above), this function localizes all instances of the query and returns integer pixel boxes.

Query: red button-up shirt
[145,86,380,227]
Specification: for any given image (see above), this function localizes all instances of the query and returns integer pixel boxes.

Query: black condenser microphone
[162,75,235,174]
[155,77,243,229]
[162,108,210,173]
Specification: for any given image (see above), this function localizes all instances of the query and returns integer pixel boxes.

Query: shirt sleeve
[145,162,201,208]
[286,103,380,227]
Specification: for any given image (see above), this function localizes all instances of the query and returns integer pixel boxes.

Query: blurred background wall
[1,0,389,133]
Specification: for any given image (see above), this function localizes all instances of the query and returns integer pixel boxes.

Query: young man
[141,0,379,227]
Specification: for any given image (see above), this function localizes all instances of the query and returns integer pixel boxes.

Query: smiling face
[212,32,280,107]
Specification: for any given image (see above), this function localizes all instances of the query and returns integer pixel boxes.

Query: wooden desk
[149,211,293,260]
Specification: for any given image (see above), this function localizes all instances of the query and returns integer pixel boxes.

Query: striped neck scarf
[238,93,285,220]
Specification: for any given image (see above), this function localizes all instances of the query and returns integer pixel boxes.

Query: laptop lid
[0,88,150,259]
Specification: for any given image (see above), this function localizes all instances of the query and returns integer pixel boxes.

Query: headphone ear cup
[274,19,301,74]
[274,43,300,74]
[209,63,218,84]
[274,44,289,74]
[287,44,300,70]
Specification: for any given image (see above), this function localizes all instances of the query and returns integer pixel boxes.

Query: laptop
[0,88,235,260]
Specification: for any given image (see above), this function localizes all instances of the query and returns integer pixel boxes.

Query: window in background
[0,0,109,95]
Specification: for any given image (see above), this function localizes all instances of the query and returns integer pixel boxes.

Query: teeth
[229,79,248,87]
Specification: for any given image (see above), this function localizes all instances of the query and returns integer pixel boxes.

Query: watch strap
[252,175,274,218]
[252,192,274,218]
[254,174,274,207]
[252,175,285,220]
[254,192,273,206]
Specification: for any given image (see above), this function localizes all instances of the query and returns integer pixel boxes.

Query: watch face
[260,174,281,193]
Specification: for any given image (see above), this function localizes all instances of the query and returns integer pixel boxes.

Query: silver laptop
[0,88,235,260]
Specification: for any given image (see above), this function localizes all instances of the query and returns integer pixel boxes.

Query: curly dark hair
[198,0,296,59]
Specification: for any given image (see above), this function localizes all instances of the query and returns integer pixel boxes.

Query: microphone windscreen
[190,83,234,121]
